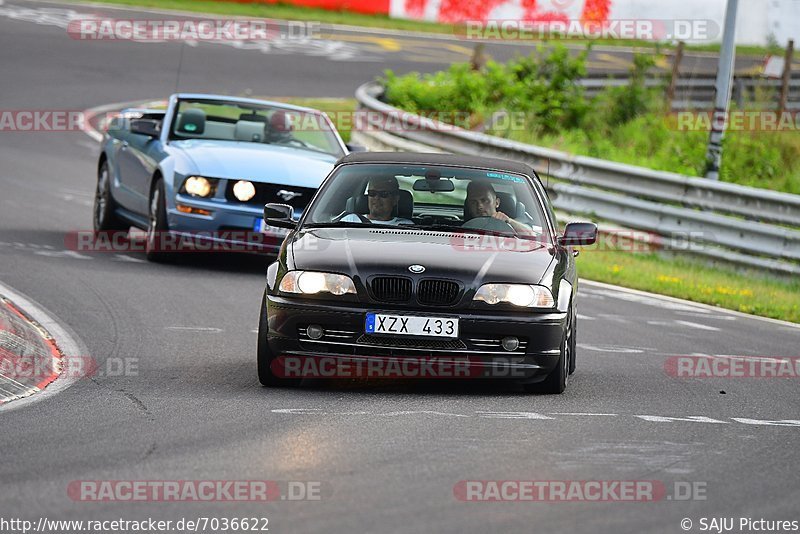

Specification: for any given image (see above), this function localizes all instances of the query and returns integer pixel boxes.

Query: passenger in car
[464,180,537,236]
[340,176,413,225]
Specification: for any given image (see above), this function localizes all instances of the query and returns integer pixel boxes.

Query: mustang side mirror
[345,143,368,153]
[130,119,160,138]
[264,203,297,229]
[558,222,597,246]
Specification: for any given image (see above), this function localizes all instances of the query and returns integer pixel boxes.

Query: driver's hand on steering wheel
[492,211,510,222]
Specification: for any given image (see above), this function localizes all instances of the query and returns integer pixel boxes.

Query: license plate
[254,218,290,236]
[365,313,459,338]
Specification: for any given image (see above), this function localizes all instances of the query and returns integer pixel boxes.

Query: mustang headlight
[473,284,554,308]
[233,180,256,202]
[183,176,213,198]
[279,271,356,296]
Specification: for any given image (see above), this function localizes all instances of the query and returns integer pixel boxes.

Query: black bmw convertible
[257,153,597,393]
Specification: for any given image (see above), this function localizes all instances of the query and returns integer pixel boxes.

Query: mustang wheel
[526,307,573,394]
[93,160,127,232]
[145,178,170,262]
[258,291,301,388]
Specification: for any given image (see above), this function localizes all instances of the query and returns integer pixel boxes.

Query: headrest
[496,191,524,218]
[234,120,265,142]
[177,109,205,135]
[239,112,267,123]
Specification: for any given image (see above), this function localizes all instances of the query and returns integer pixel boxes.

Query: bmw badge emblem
[408,264,425,273]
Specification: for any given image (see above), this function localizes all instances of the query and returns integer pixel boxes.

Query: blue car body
[97,93,346,253]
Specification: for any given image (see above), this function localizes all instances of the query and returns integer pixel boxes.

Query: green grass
[508,115,800,194]
[66,0,777,55]
[576,246,800,323]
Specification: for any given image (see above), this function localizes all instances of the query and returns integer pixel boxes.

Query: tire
[93,159,128,232]
[145,177,170,262]
[569,311,577,375]
[257,291,301,387]
[524,307,573,394]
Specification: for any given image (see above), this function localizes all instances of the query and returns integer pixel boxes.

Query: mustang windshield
[169,99,344,157]
[304,163,550,240]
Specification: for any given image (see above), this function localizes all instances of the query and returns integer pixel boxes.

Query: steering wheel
[461,216,515,234]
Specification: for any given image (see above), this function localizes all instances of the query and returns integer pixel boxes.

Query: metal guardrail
[352,81,800,275]
[578,72,800,110]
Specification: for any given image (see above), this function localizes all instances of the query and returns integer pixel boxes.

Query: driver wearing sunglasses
[340,176,413,225]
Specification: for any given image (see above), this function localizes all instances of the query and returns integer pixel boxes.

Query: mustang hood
[172,140,337,187]
[289,227,555,286]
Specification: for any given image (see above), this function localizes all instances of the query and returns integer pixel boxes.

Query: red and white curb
[0,281,85,410]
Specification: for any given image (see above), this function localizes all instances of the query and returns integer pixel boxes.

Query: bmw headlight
[473,284,554,308]
[182,176,214,198]
[233,180,256,202]
[279,271,356,296]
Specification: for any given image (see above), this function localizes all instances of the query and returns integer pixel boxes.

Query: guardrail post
[779,39,794,113]
[666,41,685,110]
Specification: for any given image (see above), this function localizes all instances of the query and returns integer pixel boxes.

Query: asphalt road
[1,2,799,533]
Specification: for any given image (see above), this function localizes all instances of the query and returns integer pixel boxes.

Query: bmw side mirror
[264,203,297,229]
[559,222,597,246]
[345,143,368,153]
[130,119,160,138]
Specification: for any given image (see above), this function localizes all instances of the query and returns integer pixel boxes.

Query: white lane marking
[164,326,223,333]
[381,410,469,417]
[548,413,618,417]
[269,409,800,427]
[112,254,146,263]
[0,280,87,411]
[476,412,555,420]
[634,415,729,424]
[675,311,737,321]
[577,344,645,354]
[674,320,721,332]
[576,314,594,321]
[731,418,800,427]
[33,250,92,260]
[582,279,800,330]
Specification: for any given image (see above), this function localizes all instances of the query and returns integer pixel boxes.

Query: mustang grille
[418,279,460,306]
[369,276,412,303]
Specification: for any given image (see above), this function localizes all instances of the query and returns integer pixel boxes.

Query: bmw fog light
[501,336,520,352]
[233,180,256,202]
[307,324,324,340]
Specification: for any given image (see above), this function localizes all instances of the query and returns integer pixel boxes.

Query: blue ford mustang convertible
[93,93,353,260]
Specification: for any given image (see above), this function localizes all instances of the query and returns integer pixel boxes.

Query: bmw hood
[289,227,556,286]
[171,140,337,187]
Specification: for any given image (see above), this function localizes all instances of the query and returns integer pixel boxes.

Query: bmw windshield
[303,163,550,240]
